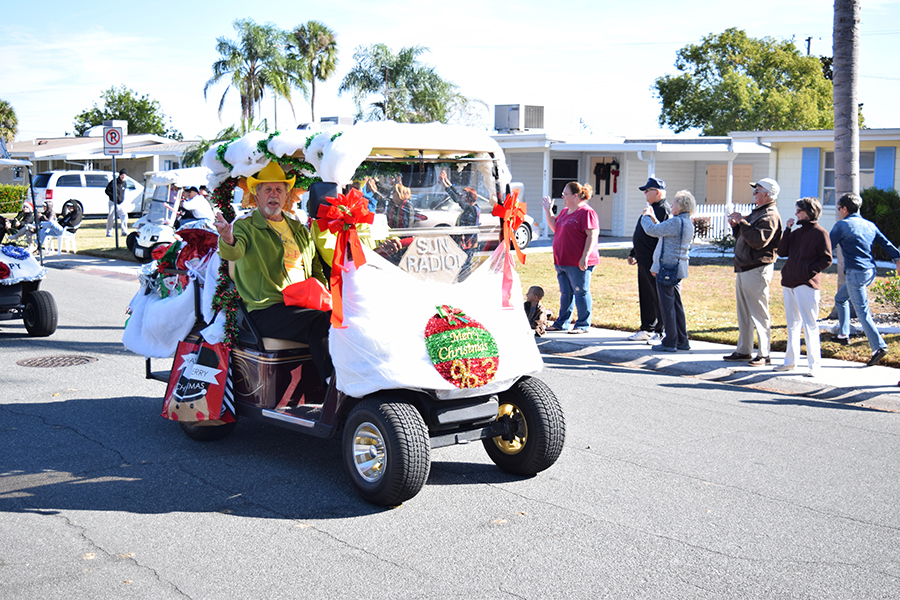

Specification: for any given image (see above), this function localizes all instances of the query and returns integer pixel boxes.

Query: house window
[552,159,578,198]
[823,151,874,206]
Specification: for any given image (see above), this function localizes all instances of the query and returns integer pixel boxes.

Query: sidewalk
[536,327,900,413]
[40,250,900,413]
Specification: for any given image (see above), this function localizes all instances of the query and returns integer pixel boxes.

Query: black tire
[483,376,565,476]
[342,398,430,506]
[515,222,532,250]
[23,290,58,337]
[126,231,138,252]
[179,420,237,441]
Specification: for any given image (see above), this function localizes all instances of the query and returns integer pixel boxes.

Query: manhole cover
[17,356,98,368]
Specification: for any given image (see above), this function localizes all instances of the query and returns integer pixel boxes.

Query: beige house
[2,134,195,185]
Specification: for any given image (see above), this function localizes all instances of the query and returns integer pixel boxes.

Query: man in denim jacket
[830,192,900,366]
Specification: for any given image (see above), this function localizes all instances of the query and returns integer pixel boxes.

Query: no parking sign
[103,127,123,156]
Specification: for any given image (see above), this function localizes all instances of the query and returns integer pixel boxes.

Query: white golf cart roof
[202,121,511,190]
[145,166,214,188]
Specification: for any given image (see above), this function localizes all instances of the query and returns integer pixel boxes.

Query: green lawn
[518,249,900,368]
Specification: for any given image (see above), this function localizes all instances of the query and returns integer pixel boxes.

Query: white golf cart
[0,158,58,337]
[128,167,213,263]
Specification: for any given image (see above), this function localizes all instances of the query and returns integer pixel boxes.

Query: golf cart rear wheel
[23,290,58,337]
[483,376,565,476]
[342,398,430,506]
[179,420,237,441]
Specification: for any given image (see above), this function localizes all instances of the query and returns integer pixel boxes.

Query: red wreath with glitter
[0,262,9,280]
[491,189,527,308]
[425,305,499,389]
[315,187,374,329]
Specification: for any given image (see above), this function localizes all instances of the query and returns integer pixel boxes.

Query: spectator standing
[541,182,600,334]
[829,192,900,366]
[627,177,671,342]
[105,168,129,237]
[640,190,696,352]
[723,178,783,366]
[775,197,833,376]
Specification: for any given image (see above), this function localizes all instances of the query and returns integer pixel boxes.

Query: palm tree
[832,0,861,304]
[204,19,301,124]
[339,44,467,123]
[833,0,860,204]
[0,99,18,143]
[288,21,338,124]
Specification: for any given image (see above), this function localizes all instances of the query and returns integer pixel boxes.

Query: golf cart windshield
[146,185,179,226]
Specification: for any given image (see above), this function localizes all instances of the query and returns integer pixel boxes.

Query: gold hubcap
[493,403,527,454]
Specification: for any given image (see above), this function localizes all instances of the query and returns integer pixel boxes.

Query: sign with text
[103,127,123,156]
[399,235,468,283]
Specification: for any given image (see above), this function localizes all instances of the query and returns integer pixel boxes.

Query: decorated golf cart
[0,158,58,337]
[124,122,564,506]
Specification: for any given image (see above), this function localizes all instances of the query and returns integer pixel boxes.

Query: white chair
[44,229,77,255]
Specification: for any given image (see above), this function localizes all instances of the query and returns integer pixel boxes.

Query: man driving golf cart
[214,162,334,384]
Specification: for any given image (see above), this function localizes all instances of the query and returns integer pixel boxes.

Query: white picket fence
[693,203,754,240]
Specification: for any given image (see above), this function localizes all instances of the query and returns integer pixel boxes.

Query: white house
[493,125,900,238]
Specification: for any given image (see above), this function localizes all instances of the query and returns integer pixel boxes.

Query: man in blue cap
[627,176,670,342]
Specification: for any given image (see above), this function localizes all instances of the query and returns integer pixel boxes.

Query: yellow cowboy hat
[246,162,295,196]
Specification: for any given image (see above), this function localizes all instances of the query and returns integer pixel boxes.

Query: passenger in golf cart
[214,162,335,384]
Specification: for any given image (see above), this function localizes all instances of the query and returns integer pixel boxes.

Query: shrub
[0,184,27,213]
[872,271,900,312]
[713,232,735,255]
[691,216,711,239]
[860,187,900,261]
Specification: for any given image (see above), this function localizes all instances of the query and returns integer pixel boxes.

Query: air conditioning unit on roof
[494,105,544,132]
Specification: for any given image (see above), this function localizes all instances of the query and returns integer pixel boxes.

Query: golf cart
[128,167,213,263]
[133,123,564,506]
[0,158,58,337]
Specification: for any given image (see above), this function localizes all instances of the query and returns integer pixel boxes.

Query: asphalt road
[1,267,899,599]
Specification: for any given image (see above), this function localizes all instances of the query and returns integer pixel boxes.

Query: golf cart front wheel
[342,398,430,506]
[23,290,58,337]
[483,376,565,476]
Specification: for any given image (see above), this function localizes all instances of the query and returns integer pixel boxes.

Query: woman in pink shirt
[541,182,601,334]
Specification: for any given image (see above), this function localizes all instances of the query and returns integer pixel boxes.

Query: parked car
[30,170,143,217]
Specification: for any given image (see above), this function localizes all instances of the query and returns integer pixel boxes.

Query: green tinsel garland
[215,140,235,172]
[210,176,241,348]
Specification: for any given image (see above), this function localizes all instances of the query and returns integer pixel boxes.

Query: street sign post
[103,127,124,248]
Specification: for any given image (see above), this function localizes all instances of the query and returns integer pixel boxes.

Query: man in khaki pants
[723,178,783,366]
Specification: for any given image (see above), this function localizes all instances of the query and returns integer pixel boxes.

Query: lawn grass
[518,249,900,368]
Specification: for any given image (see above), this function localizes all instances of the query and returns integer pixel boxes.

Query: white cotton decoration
[267,129,312,160]
[223,131,269,178]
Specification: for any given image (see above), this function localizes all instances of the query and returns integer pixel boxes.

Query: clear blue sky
[2,0,898,140]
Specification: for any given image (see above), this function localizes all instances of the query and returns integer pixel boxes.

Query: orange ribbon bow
[316,188,375,328]
[491,190,527,308]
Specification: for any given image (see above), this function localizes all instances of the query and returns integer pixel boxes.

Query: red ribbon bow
[491,190,527,307]
[437,304,470,326]
[316,187,375,328]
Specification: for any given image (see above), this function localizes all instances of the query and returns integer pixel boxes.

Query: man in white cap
[723,178,783,366]
[214,162,332,382]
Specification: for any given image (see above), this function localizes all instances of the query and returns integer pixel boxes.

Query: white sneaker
[627,330,653,341]
[645,332,662,344]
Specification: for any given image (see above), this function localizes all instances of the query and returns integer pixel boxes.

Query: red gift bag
[162,340,235,423]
